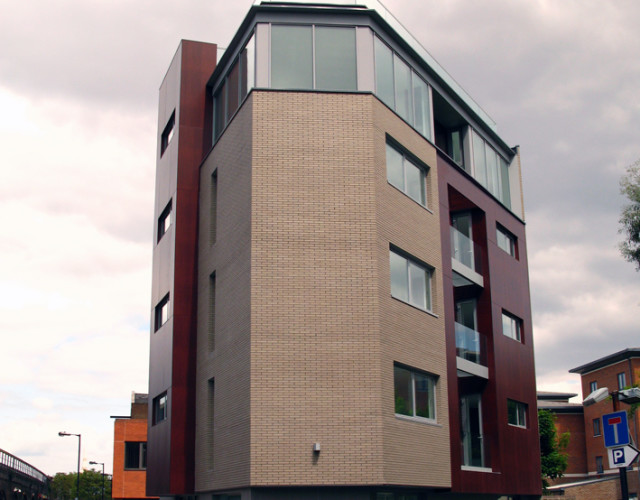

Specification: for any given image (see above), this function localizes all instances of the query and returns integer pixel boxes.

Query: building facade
[538,348,640,499]
[148,2,540,499]
[112,393,158,500]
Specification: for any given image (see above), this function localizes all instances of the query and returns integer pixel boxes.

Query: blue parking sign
[603,411,630,448]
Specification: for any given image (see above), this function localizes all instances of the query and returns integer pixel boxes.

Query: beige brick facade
[194,90,450,491]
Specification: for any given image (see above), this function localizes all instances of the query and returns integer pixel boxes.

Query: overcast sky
[1,0,639,477]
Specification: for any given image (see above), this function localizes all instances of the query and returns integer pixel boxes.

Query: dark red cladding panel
[437,152,541,496]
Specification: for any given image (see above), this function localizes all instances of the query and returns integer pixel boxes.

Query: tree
[619,159,640,270]
[538,409,570,490]
[50,469,112,500]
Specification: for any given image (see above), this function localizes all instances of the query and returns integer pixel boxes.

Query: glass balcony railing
[455,322,486,366]
[460,431,491,469]
[450,226,482,274]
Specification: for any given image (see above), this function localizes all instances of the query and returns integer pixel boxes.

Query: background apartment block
[538,348,640,499]
[112,393,158,500]
[148,2,541,499]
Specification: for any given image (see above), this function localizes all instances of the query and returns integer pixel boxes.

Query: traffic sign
[603,411,631,447]
[608,445,640,468]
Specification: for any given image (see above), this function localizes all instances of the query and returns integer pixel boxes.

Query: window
[124,442,147,469]
[394,365,436,421]
[208,273,216,352]
[271,25,357,92]
[210,171,217,245]
[386,142,427,206]
[374,36,432,141]
[593,418,601,437]
[596,455,603,474]
[152,392,167,424]
[496,225,516,257]
[471,129,511,208]
[157,200,172,243]
[590,381,598,393]
[507,399,527,428]
[213,34,255,140]
[618,372,627,390]
[389,249,432,312]
[502,311,522,342]
[160,112,175,156]
[154,294,170,332]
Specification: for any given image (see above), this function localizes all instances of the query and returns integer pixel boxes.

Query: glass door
[460,393,484,467]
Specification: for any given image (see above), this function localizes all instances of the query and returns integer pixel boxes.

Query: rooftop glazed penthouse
[148,2,540,499]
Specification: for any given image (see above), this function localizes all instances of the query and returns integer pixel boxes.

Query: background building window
[618,372,627,389]
[386,142,427,206]
[155,294,170,332]
[124,442,147,470]
[596,456,604,474]
[590,381,598,393]
[496,225,516,257]
[153,392,167,425]
[502,311,522,342]
[389,249,432,311]
[593,418,601,437]
[157,200,172,243]
[394,365,436,421]
[507,399,527,428]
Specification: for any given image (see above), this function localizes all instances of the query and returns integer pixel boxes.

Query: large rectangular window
[271,25,313,89]
[124,442,147,470]
[152,392,167,425]
[374,36,394,108]
[394,365,436,421]
[314,26,357,91]
[502,310,522,342]
[390,249,432,312]
[386,142,426,206]
[507,399,527,428]
[471,129,511,209]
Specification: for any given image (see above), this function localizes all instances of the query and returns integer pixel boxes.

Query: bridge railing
[0,449,48,484]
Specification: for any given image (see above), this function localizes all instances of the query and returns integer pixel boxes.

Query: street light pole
[89,461,104,500]
[59,432,81,500]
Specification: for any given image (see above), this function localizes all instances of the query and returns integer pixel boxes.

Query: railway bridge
[0,449,49,500]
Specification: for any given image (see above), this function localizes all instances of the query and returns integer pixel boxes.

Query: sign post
[603,410,636,500]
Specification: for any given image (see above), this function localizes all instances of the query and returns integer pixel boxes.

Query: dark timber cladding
[438,150,540,494]
[147,41,217,496]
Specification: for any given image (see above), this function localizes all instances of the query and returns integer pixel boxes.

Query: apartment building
[147,2,541,499]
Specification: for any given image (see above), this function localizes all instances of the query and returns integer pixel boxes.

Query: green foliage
[538,409,569,490]
[50,469,111,500]
[619,159,640,270]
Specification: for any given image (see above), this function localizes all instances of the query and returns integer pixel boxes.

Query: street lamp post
[89,461,104,500]
[58,432,81,500]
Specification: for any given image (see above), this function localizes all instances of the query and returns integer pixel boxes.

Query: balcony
[450,226,483,287]
[455,322,489,379]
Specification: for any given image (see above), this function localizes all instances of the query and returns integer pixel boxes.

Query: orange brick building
[112,393,158,500]
[539,348,640,499]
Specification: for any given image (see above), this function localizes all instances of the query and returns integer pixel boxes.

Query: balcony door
[461,393,485,468]
[455,299,480,363]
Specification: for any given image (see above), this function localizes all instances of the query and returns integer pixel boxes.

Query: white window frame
[389,249,433,312]
[501,311,522,342]
[394,364,437,423]
[507,399,527,428]
[618,372,627,390]
[386,141,428,207]
[496,224,516,257]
